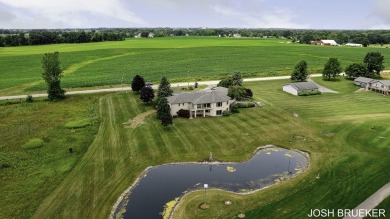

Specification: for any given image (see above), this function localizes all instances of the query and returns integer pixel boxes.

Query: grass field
[1,37,390,95]
[1,77,388,218]
[0,95,101,218]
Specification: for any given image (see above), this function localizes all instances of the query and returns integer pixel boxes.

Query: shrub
[230,108,240,114]
[1,163,12,169]
[22,138,44,149]
[298,90,322,96]
[245,88,253,98]
[177,109,190,118]
[26,95,34,103]
[65,119,91,129]
[222,110,231,116]
[234,102,256,108]
[228,86,247,100]
[217,78,233,88]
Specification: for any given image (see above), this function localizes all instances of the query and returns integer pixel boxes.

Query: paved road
[344,182,390,219]
[0,74,323,100]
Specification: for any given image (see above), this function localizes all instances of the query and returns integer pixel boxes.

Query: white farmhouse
[167,87,234,118]
[283,82,319,96]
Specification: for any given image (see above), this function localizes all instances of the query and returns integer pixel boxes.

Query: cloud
[365,0,390,29]
[0,0,147,28]
[211,4,308,28]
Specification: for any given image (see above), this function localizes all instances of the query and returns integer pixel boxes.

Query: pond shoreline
[109,145,310,219]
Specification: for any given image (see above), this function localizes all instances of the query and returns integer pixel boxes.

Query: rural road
[343,182,390,219]
[0,74,323,100]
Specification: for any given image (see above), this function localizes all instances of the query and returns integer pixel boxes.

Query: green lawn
[1,78,389,218]
[1,37,390,95]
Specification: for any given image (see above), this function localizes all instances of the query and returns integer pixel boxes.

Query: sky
[0,0,390,29]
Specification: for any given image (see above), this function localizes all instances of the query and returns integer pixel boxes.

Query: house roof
[284,82,319,91]
[321,40,338,45]
[167,87,230,104]
[371,80,390,86]
[354,77,374,83]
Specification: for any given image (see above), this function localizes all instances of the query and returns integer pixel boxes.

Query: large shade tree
[345,63,369,78]
[42,52,65,101]
[364,52,384,76]
[322,58,342,80]
[291,60,308,82]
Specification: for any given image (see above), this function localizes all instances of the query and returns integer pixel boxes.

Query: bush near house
[177,109,190,118]
[298,90,321,96]
[222,110,231,116]
[234,102,256,108]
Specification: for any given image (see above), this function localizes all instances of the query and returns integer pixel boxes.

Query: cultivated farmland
[1,37,390,95]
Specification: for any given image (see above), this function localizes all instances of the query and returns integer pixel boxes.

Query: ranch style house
[167,87,234,118]
[354,77,390,95]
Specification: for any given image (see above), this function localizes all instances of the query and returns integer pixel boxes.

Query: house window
[205,110,210,113]
[216,110,222,116]
[178,103,181,106]
[217,102,222,107]
[197,104,202,109]
[203,103,211,108]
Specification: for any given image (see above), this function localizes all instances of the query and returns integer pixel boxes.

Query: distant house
[320,40,340,46]
[354,77,390,95]
[167,87,234,118]
[346,43,363,47]
[283,82,319,96]
[233,33,241,38]
[148,32,155,38]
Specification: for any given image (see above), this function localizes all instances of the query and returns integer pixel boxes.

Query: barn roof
[284,82,319,91]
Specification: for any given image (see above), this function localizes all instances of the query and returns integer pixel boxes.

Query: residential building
[283,82,319,96]
[354,77,390,95]
[345,43,363,47]
[167,87,234,118]
[320,40,340,46]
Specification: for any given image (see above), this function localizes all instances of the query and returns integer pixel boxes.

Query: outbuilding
[283,82,319,96]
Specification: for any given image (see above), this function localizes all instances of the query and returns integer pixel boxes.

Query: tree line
[2,28,390,47]
[0,30,125,47]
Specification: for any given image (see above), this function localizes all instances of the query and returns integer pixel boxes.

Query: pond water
[113,147,308,219]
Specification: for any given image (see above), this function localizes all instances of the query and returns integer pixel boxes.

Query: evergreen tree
[291,60,308,82]
[364,52,384,76]
[161,115,173,129]
[157,77,173,99]
[156,97,172,120]
[231,72,243,86]
[131,75,145,92]
[42,52,65,101]
[323,58,342,80]
[140,86,154,103]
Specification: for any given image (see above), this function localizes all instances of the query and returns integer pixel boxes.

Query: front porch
[368,87,390,95]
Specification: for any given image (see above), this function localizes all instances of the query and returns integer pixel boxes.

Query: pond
[112,146,309,219]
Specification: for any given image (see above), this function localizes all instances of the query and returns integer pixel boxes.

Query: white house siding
[170,103,189,116]
[283,85,298,96]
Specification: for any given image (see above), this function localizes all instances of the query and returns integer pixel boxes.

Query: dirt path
[123,110,156,128]
[343,182,390,219]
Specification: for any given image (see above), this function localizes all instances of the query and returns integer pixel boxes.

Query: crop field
[1,37,390,96]
[1,76,389,218]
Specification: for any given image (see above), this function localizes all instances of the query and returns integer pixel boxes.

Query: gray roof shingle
[167,87,230,104]
[354,77,374,83]
[285,82,319,91]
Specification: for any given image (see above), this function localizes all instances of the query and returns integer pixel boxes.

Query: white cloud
[211,5,308,28]
[0,0,146,28]
[364,0,390,29]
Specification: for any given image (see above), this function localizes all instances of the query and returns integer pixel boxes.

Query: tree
[131,75,145,92]
[232,72,243,86]
[228,86,247,100]
[140,86,154,103]
[245,88,253,98]
[161,115,173,129]
[345,63,369,78]
[291,60,308,82]
[157,77,173,99]
[42,52,65,101]
[156,97,172,120]
[364,52,384,76]
[322,58,342,80]
[217,78,233,88]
